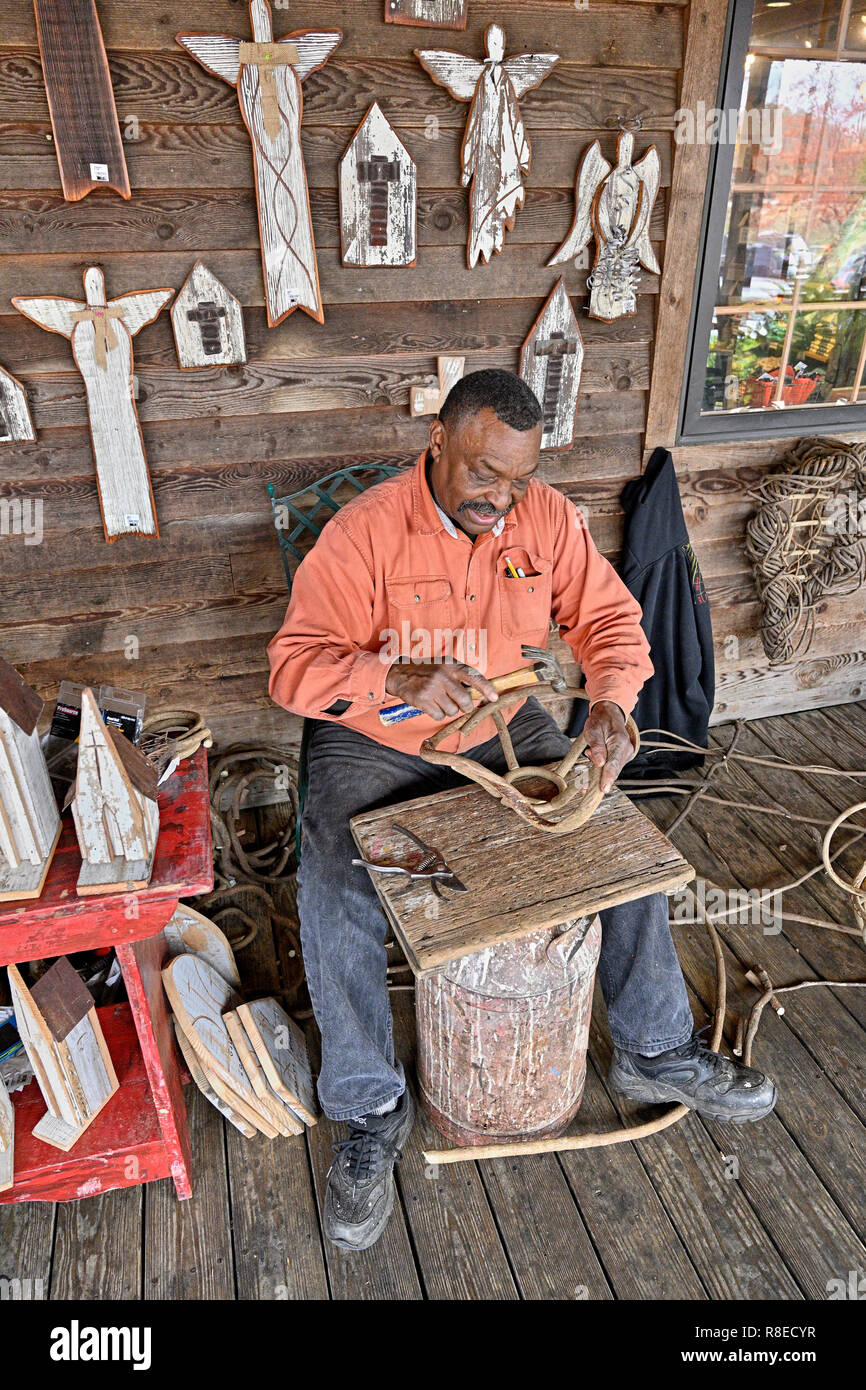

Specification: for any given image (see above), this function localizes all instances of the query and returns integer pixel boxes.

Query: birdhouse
[0,658,61,902]
[70,687,159,896]
[520,279,584,450]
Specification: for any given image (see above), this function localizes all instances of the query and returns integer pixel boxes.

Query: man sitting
[268,369,777,1252]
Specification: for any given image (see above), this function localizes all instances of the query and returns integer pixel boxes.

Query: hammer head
[521,644,566,693]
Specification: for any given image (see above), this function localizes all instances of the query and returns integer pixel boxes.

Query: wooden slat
[51,1187,142,1297]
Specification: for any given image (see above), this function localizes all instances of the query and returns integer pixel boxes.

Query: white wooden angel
[12,266,172,540]
[416,24,558,268]
[549,131,660,322]
[177,1,341,325]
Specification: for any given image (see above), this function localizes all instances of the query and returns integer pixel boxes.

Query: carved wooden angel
[416,24,558,267]
[177,1,341,325]
[549,131,660,322]
[12,267,173,540]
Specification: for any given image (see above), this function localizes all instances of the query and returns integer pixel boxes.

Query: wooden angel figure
[416,24,558,268]
[12,266,173,541]
[548,131,660,322]
[177,1,341,326]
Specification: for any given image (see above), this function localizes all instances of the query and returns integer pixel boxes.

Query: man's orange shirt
[268,453,653,755]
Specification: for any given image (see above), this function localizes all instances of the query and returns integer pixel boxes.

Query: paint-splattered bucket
[416,915,601,1145]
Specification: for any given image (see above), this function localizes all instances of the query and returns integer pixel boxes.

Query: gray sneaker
[609,1035,777,1124]
[323,1088,415,1251]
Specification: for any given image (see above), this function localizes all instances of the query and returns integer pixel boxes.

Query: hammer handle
[379,666,539,727]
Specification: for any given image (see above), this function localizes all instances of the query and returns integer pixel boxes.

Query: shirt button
[469,594,476,601]
[528,586,534,593]
[414,594,421,602]
[368,692,375,700]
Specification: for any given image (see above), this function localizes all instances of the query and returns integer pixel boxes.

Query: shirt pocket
[384,576,453,652]
[497,551,553,639]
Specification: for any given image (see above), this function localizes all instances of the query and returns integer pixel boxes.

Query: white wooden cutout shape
[0,659,61,902]
[7,962,118,1152]
[340,102,417,268]
[163,903,241,988]
[71,687,159,895]
[235,998,317,1125]
[410,354,465,416]
[162,954,288,1136]
[386,0,468,29]
[173,1018,256,1137]
[519,278,584,450]
[223,1010,304,1134]
[0,1074,12,1191]
[171,261,247,368]
[548,132,661,322]
[416,25,558,267]
[0,364,36,443]
[176,1,341,326]
[12,267,172,539]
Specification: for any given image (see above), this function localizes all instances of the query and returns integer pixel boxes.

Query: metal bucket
[416,915,601,1146]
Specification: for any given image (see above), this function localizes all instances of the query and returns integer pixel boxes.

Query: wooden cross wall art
[340,103,417,268]
[415,25,558,268]
[385,0,469,29]
[171,261,247,368]
[34,0,131,202]
[409,354,465,417]
[520,278,584,451]
[176,0,342,326]
[12,267,173,541]
[0,364,36,444]
[70,687,160,896]
[548,132,661,322]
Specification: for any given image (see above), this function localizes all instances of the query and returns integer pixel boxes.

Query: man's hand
[583,699,635,793]
[385,660,499,722]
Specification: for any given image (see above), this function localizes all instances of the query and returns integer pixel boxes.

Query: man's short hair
[438,368,542,433]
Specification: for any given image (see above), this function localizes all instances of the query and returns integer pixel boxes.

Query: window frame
[678,0,866,443]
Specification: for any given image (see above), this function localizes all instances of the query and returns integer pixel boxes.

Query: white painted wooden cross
[549,131,660,322]
[416,24,558,268]
[176,0,342,326]
[520,278,584,451]
[340,102,416,268]
[409,354,465,417]
[12,267,172,540]
[0,364,36,444]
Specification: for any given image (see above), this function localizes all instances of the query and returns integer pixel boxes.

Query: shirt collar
[411,450,514,538]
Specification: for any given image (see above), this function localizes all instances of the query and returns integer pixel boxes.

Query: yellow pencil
[504,554,520,580]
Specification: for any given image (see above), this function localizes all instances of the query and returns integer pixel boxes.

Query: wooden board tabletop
[351,781,695,976]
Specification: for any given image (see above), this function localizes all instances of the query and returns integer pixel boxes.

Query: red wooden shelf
[0,749,213,1202]
[0,1003,188,1204]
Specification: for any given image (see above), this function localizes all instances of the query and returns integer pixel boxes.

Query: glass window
[682,0,866,438]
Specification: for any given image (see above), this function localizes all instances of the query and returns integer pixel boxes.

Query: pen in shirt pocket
[504,554,526,579]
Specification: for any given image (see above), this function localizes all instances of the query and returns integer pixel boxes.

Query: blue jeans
[297,698,694,1121]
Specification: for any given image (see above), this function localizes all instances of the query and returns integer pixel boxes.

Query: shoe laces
[332,1127,401,1183]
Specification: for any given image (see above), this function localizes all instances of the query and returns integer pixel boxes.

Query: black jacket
[568,446,715,780]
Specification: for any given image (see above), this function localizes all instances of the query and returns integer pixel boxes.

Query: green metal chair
[267,463,407,860]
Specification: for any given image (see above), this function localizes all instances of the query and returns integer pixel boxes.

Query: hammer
[379,644,566,727]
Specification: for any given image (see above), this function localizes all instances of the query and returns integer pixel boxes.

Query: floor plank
[0,1200,53,1300]
[52,1186,143,1299]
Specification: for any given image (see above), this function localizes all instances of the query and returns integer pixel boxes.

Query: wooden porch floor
[2,701,865,1300]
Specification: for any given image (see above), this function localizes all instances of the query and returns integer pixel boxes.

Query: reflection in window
[704,5,866,416]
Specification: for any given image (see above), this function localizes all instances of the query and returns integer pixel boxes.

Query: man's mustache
[457,498,514,519]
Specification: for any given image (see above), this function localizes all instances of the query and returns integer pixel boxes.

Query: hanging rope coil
[745,438,866,664]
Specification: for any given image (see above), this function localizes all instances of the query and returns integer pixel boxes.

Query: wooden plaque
[170,261,247,369]
[177,1,341,326]
[520,278,584,450]
[0,365,36,444]
[386,0,468,29]
[351,781,694,975]
[340,103,417,268]
[34,0,131,202]
[416,24,558,267]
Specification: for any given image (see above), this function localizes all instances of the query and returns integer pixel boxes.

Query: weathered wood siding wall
[0,0,856,749]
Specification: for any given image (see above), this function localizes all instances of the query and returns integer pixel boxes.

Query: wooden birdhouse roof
[106,722,159,802]
[30,956,94,1042]
[0,657,43,735]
